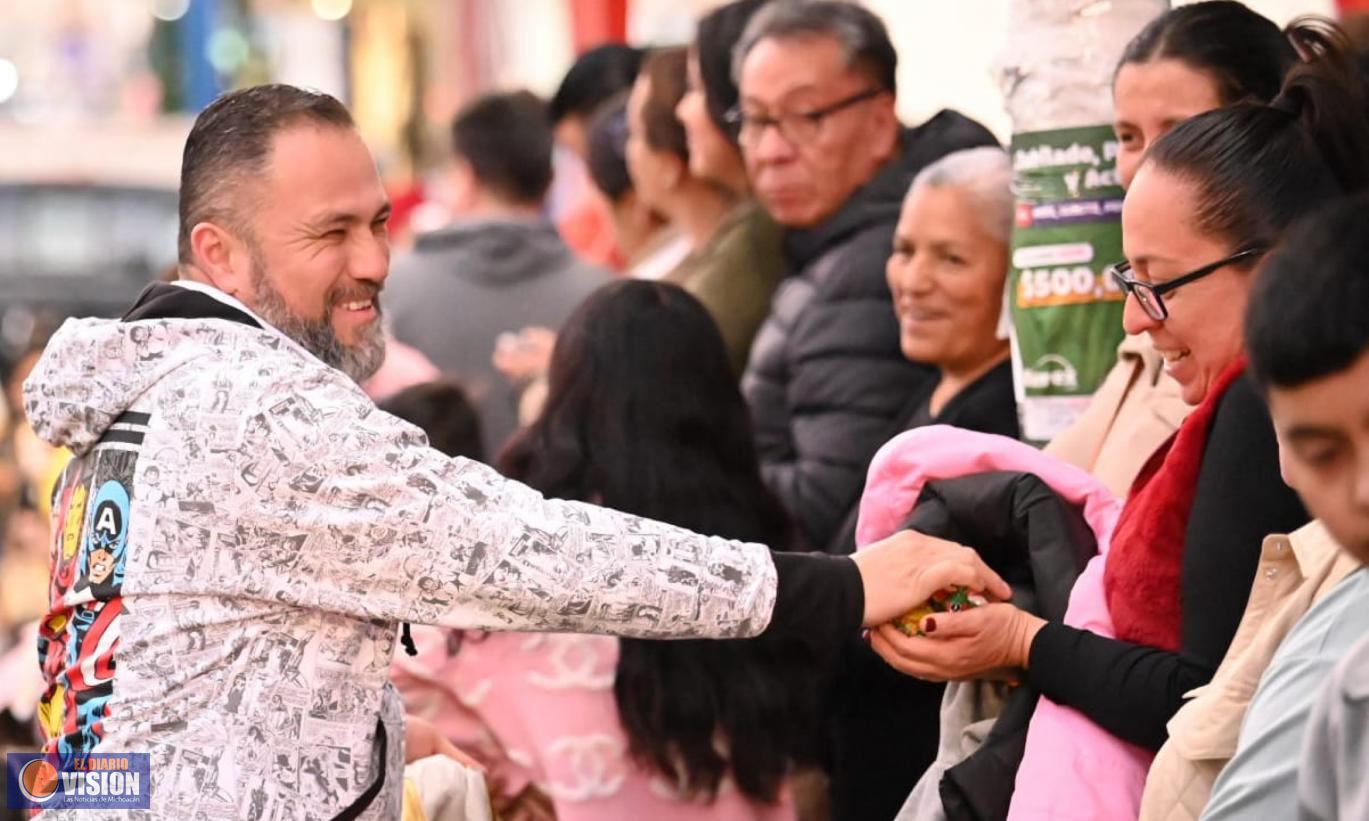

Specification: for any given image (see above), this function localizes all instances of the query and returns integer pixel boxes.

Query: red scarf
[1103,357,1248,652]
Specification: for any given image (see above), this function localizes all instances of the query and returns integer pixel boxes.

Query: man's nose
[748,122,798,164]
[352,230,390,286]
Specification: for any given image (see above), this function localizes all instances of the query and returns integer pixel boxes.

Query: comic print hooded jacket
[22,281,864,820]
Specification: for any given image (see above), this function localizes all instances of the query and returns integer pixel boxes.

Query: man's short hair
[732,1,898,96]
[178,84,354,265]
[548,43,645,125]
[451,91,554,206]
[1246,192,1369,390]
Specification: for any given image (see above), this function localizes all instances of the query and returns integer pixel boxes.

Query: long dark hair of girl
[498,280,818,803]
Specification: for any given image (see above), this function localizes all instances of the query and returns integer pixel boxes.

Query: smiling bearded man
[19,84,985,821]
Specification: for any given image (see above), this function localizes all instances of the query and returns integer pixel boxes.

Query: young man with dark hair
[1195,194,1369,819]
[449,91,555,209]
[386,90,607,456]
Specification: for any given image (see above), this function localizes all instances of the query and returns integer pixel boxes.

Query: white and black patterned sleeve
[216,376,790,639]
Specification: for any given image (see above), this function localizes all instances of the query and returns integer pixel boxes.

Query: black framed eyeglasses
[724,87,886,147]
[1107,246,1267,321]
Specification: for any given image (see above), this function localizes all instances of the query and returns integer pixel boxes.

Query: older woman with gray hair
[826,147,1019,558]
[824,147,1021,821]
[884,146,1018,438]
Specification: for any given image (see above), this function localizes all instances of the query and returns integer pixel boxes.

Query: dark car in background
[0,121,187,368]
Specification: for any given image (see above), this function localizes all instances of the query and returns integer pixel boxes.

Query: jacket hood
[411,219,577,286]
[784,110,999,269]
[23,283,264,455]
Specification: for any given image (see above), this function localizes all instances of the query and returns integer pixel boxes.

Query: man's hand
[850,530,1013,628]
[492,327,556,385]
[404,714,485,772]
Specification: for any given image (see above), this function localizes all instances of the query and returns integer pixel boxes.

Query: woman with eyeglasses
[1047,0,1300,498]
[870,17,1369,815]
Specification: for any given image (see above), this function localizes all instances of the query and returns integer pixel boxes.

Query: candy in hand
[893,586,986,636]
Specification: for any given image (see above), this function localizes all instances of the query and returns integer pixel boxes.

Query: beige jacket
[1138,521,1361,820]
[1046,333,1190,498]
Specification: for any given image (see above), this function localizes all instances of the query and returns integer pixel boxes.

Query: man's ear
[189,221,251,299]
[448,159,479,214]
[870,96,901,164]
[1275,431,1298,491]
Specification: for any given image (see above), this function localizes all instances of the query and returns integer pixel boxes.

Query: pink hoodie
[855,425,1152,820]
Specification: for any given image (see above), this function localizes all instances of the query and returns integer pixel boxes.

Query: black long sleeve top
[1026,374,1309,751]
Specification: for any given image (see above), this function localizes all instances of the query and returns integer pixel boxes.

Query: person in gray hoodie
[386,91,608,458]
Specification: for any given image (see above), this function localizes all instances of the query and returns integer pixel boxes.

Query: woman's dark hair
[549,43,645,125]
[695,0,772,141]
[1143,18,1369,250]
[638,47,690,160]
[1247,193,1369,390]
[378,379,484,463]
[585,93,633,202]
[1117,1,1297,104]
[498,281,815,803]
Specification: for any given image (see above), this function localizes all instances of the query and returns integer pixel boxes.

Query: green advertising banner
[1008,124,1127,444]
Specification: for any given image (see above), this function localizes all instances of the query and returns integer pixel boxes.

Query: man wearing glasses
[730,0,998,557]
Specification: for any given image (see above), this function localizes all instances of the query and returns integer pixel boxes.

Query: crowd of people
[3,1,1369,820]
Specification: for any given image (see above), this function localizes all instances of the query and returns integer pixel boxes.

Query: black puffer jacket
[826,471,1097,821]
[742,110,999,553]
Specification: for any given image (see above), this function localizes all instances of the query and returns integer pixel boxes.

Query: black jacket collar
[122,282,262,328]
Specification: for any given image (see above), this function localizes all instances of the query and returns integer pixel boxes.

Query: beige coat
[1046,333,1191,498]
[1138,520,1361,820]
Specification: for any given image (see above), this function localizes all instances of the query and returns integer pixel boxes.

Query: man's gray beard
[249,263,386,384]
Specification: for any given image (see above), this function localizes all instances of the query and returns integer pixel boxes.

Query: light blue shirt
[1201,568,1369,820]
[1299,630,1369,820]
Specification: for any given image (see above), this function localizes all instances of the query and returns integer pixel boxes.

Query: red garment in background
[386,180,428,242]
[558,192,625,272]
[568,0,629,53]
